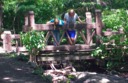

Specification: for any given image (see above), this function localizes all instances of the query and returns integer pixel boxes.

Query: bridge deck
[18,44,95,52]
[16,44,96,61]
[36,50,95,61]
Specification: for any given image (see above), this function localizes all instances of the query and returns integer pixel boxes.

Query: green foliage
[2,0,128,34]
[91,33,128,70]
[67,74,76,80]
[32,66,44,75]
[101,8,128,69]
[102,9,128,30]
[91,44,107,59]
[20,30,45,55]
[103,0,128,9]
[41,75,52,83]
[17,53,29,61]
[2,0,67,33]
[2,0,109,33]
[33,66,52,83]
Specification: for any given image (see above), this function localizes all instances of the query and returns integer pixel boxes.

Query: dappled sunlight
[16,68,22,71]
[15,68,22,71]
[84,79,97,82]
[2,76,34,83]
[99,78,110,83]
[0,55,46,83]
[3,77,24,82]
[3,77,10,80]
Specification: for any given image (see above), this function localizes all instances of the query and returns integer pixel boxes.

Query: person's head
[68,9,75,17]
[54,18,59,25]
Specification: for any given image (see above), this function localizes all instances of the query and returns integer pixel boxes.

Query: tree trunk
[29,54,37,63]
[29,48,38,63]
[29,54,33,62]
[0,3,3,29]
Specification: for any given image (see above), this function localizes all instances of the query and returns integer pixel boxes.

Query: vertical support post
[118,28,124,43]
[95,10,102,46]
[23,13,29,32]
[28,11,36,62]
[86,12,92,45]
[28,11,35,30]
[24,13,28,26]
[1,31,12,52]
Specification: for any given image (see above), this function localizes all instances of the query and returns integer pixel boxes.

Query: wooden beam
[43,44,92,51]
[34,24,54,31]
[11,34,20,39]
[17,44,94,52]
[23,23,95,31]
[103,31,120,36]
[36,55,94,61]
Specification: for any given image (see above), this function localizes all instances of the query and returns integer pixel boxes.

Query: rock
[74,73,128,83]
[43,69,128,83]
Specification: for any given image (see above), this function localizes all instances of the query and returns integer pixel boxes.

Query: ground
[0,54,49,83]
[0,53,128,83]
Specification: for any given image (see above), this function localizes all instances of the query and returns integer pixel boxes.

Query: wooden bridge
[0,10,124,61]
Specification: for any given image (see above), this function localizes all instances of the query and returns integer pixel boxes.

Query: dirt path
[0,54,48,83]
[1,54,128,83]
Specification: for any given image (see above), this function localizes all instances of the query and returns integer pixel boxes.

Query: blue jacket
[50,19,64,26]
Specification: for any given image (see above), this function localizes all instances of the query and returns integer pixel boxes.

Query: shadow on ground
[0,54,50,83]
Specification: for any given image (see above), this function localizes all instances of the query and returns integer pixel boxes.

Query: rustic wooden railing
[0,10,124,61]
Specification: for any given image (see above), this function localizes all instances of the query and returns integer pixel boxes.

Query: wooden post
[28,11,35,30]
[28,11,36,62]
[95,10,102,46]
[86,12,92,45]
[23,13,29,32]
[25,13,28,26]
[118,28,124,43]
[1,31,12,52]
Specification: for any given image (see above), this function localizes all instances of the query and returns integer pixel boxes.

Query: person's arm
[78,16,83,23]
[64,13,67,24]
[64,18,67,24]
[75,13,83,23]
[46,19,54,24]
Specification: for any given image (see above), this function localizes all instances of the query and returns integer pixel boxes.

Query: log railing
[0,10,124,53]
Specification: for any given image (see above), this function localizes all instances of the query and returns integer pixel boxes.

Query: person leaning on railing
[47,18,65,46]
[64,9,83,45]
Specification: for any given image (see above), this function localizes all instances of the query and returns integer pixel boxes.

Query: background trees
[1,0,128,33]
[0,0,95,33]
[1,0,128,71]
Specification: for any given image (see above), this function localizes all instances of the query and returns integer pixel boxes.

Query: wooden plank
[39,50,91,55]
[23,23,92,31]
[22,25,29,32]
[37,55,94,61]
[16,44,94,52]
[43,44,92,51]
[50,31,59,46]
[34,24,54,31]
[65,31,73,45]
[11,34,20,39]
[103,31,120,36]
[18,46,27,52]
[79,30,87,44]
[88,30,95,44]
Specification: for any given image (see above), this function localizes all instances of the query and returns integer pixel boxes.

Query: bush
[20,30,45,62]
